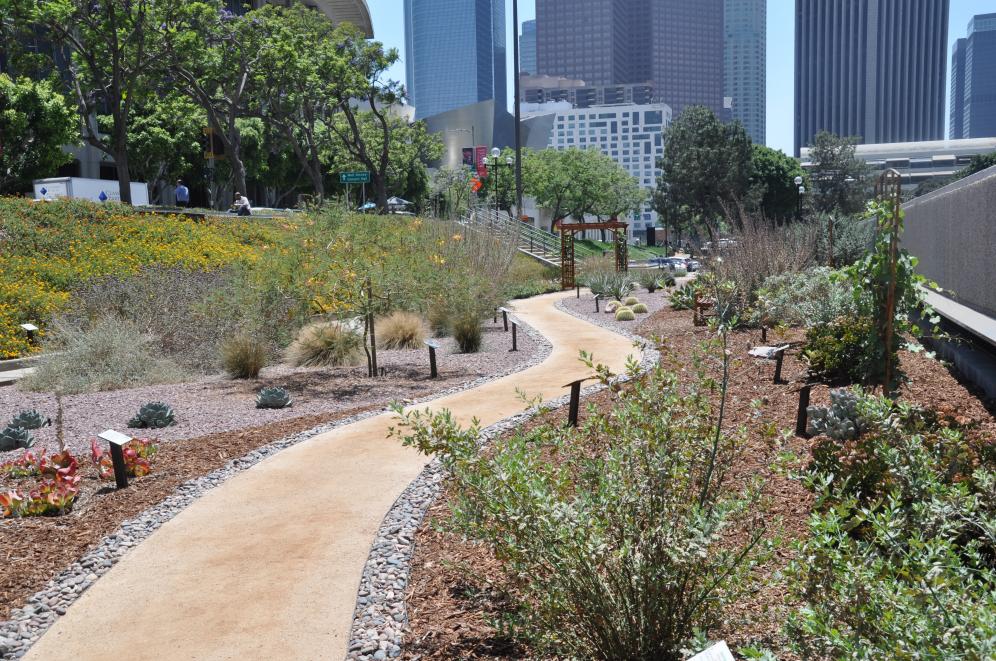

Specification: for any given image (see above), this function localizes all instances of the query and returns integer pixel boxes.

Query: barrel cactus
[256,386,292,409]
[623,296,640,306]
[10,409,51,430]
[631,303,649,314]
[128,402,177,429]
[615,307,636,321]
[0,425,35,452]
[807,389,866,440]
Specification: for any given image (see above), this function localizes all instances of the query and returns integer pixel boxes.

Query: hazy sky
[370,0,994,155]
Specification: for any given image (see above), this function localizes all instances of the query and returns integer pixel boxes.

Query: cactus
[10,409,51,430]
[128,402,177,429]
[605,300,622,313]
[256,386,292,409]
[623,296,640,306]
[615,307,636,321]
[0,425,35,452]
[807,389,866,440]
[631,303,649,314]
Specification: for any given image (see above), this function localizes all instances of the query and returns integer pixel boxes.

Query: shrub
[670,281,701,311]
[623,295,640,306]
[221,333,268,379]
[802,316,878,383]
[584,272,633,301]
[754,267,855,328]
[20,317,187,394]
[377,311,428,350]
[451,312,483,353]
[390,345,766,659]
[284,321,364,368]
[427,304,450,337]
[636,270,663,292]
[90,438,157,479]
[631,303,649,314]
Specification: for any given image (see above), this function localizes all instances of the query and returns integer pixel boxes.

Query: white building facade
[548,103,672,240]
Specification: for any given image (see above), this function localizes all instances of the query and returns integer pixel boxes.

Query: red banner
[475,146,488,177]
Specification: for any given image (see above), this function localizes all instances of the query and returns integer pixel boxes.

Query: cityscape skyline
[369,0,990,155]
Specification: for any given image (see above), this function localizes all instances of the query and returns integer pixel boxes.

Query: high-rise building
[229,0,372,35]
[404,0,506,120]
[520,19,537,76]
[535,0,724,117]
[794,0,949,156]
[724,0,765,144]
[950,13,996,140]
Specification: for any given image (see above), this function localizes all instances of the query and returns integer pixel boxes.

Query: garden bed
[398,303,996,659]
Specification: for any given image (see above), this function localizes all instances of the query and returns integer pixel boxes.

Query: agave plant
[10,409,51,430]
[0,425,35,452]
[127,402,177,429]
[256,386,292,409]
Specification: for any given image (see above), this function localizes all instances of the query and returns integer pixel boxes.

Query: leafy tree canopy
[806,130,870,215]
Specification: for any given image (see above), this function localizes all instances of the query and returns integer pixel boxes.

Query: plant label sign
[19,323,39,332]
[689,641,735,661]
[98,429,132,447]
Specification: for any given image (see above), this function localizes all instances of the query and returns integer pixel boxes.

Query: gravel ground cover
[0,323,537,458]
[396,304,996,659]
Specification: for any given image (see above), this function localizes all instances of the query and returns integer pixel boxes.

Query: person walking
[174,180,190,208]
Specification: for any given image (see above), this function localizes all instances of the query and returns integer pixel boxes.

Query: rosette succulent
[10,409,51,430]
[256,387,292,409]
[128,402,177,429]
[0,425,35,452]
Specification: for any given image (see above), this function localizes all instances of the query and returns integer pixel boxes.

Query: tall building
[404,0,506,120]
[229,0,372,35]
[724,0,766,144]
[535,0,724,117]
[949,13,996,140]
[520,19,537,76]
[794,0,949,156]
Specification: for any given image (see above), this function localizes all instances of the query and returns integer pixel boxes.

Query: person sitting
[230,192,252,216]
[174,180,190,208]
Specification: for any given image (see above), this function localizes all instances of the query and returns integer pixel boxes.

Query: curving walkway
[23,291,639,661]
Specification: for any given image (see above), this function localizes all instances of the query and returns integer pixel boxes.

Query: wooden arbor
[557,220,629,290]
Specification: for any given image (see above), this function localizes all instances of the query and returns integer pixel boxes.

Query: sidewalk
[23,290,640,661]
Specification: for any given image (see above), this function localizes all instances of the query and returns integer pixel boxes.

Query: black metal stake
[774,351,785,384]
[594,295,600,313]
[796,385,812,437]
[109,443,129,489]
[502,309,509,331]
[761,326,767,343]
[493,307,498,324]
[510,321,518,351]
[576,283,580,299]
[567,380,582,427]
[426,343,438,378]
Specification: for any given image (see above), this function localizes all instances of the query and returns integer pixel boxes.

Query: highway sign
[340,171,371,184]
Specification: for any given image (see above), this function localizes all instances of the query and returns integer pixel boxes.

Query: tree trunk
[229,130,248,200]
[115,142,133,205]
[374,175,388,213]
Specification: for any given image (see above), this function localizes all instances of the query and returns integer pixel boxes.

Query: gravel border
[345,297,659,660]
[0,317,555,660]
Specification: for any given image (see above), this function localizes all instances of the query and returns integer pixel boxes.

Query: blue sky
[370,0,993,155]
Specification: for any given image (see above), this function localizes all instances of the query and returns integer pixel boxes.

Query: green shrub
[584,272,633,301]
[670,281,701,310]
[505,255,560,299]
[788,388,996,658]
[284,321,364,368]
[451,312,483,353]
[802,316,878,383]
[377,311,428,350]
[636,270,663,293]
[20,318,187,394]
[427,304,450,337]
[631,303,649,314]
[754,267,855,328]
[623,295,640,306]
[390,345,766,659]
[221,333,268,379]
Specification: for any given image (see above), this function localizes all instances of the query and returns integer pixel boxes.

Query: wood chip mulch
[0,405,378,621]
[401,307,996,659]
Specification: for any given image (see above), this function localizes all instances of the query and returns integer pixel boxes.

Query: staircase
[460,208,597,268]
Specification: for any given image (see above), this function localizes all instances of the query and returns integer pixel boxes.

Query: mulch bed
[0,405,378,621]
[401,305,996,659]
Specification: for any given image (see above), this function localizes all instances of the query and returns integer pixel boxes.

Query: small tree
[807,131,870,215]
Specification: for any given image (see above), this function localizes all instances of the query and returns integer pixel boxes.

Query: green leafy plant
[389,336,767,659]
[615,307,636,321]
[90,438,157,480]
[256,386,292,409]
[9,409,51,431]
[753,267,855,328]
[802,316,877,383]
[584,272,634,301]
[377,311,428,350]
[670,280,702,311]
[0,425,35,452]
[636,270,664,293]
[127,401,176,429]
[221,333,268,379]
[284,321,364,368]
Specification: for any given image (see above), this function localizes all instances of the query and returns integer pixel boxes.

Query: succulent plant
[0,425,35,452]
[128,402,177,429]
[256,386,292,409]
[623,296,640,306]
[631,303,649,314]
[615,307,636,321]
[605,300,622,313]
[10,409,51,430]
[807,389,866,440]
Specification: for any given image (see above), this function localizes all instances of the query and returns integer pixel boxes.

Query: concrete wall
[902,165,996,318]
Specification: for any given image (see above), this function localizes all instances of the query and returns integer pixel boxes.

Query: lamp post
[488,147,513,219]
[794,175,805,220]
[511,0,523,217]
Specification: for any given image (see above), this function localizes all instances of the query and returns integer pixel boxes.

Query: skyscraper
[404,0,506,120]
[794,0,949,156]
[950,13,996,140]
[724,0,766,144]
[520,19,537,76]
[535,0,724,117]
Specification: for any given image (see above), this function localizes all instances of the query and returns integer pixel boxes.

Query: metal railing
[460,207,597,267]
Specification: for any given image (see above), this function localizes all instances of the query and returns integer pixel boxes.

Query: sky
[369,0,994,155]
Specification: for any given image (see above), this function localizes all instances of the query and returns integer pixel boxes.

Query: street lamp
[488,147,513,219]
[794,175,805,219]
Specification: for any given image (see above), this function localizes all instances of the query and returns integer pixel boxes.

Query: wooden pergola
[556,219,629,289]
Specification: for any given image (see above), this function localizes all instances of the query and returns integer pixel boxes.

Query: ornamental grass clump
[221,333,268,379]
[391,336,767,660]
[284,321,364,368]
[451,312,483,353]
[377,311,428,350]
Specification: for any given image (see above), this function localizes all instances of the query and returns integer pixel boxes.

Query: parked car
[686,259,700,272]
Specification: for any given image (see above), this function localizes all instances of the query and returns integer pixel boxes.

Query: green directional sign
[340,171,371,184]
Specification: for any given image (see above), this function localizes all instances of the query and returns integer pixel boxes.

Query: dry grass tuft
[284,321,364,368]
[377,311,428,350]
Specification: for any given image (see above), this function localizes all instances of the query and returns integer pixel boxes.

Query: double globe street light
[487,147,514,219]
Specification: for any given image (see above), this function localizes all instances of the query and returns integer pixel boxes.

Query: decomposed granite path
[23,290,640,661]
